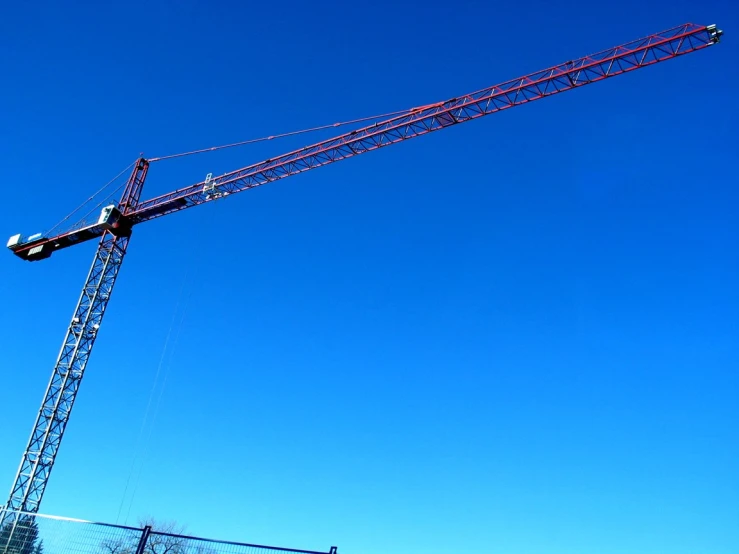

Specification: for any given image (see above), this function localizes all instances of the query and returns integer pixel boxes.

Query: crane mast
[1,23,723,532]
[1,160,149,543]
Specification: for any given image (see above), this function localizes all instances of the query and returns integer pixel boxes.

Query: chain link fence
[0,509,337,554]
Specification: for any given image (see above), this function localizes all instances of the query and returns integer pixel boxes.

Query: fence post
[135,525,152,554]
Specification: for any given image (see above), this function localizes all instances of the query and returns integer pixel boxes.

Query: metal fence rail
[0,509,337,554]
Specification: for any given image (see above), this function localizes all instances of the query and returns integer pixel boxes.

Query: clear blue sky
[0,1,737,553]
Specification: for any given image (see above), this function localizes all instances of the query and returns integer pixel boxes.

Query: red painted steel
[11,23,721,261]
[128,23,719,223]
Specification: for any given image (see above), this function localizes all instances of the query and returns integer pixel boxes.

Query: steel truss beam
[9,24,721,261]
[129,23,720,223]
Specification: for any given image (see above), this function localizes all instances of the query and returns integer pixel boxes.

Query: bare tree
[99,518,193,554]
[99,538,134,554]
[138,519,187,554]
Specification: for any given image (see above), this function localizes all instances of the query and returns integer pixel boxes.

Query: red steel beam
[129,23,721,223]
[11,23,722,260]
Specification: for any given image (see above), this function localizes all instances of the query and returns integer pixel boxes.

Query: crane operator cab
[97,204,125,231]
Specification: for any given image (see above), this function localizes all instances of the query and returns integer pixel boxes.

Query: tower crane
[1,22,723,529]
